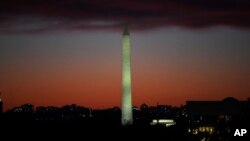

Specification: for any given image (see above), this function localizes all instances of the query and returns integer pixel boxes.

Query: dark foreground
[1,120,186,140]
[0,120,249,141]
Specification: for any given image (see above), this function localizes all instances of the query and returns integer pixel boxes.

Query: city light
[151,119,176,127]
[189,126,214,135]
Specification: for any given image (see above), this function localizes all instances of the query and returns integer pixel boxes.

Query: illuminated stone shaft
[122,28,133,125]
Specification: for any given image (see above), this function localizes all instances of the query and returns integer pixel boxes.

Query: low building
[186,97,250,138]
[0,98,2,114]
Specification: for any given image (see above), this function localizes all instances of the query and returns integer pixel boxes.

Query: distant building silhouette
[186,97,250,138]
[0,98,2,114]
[187,97,249,122]
[0,92,2,114]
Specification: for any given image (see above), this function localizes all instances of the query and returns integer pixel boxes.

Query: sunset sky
[0,0,250,111]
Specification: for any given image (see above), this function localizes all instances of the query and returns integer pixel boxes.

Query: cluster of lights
[188,126,214,135]
[151,119,176,127]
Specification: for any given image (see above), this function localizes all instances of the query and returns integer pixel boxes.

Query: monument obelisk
[122,27,133,125]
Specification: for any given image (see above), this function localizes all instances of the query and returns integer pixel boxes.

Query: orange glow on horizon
[1,56,249,112]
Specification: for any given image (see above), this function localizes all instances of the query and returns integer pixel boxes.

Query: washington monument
[121,27,133,125]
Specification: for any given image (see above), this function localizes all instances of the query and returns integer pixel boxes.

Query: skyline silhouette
[0,97,249,140]
[0,96,249,112]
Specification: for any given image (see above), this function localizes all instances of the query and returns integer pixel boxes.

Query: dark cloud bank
[0,0,250,33]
